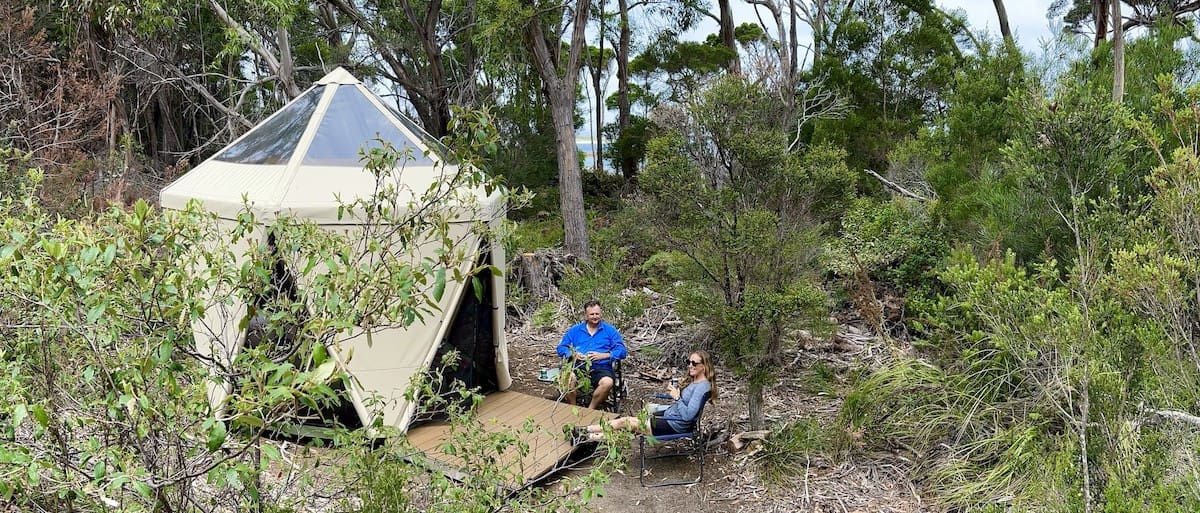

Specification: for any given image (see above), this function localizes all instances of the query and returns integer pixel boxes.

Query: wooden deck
[405,391,617,488]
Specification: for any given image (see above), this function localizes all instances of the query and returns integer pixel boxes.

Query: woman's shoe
[566,426,590,444]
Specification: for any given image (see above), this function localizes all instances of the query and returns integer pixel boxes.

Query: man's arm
[608,325,627,360]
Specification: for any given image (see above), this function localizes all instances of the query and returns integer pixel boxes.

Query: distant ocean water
[577,141,596,168]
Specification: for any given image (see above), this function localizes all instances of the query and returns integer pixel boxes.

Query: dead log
[1145,407,1200,428]
[727,430,770,452]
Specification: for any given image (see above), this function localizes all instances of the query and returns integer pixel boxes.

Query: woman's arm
[662,383,709,423]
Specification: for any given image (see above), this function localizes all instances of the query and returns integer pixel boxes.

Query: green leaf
[133,200,150,225]
[86,304,105,324]
[41,239,64,260]
[472,276,484,302]
[233,415,265,430]
[93,461,106,481]
[260,443,281,462]
[206,421,227,452]
[30,405,48,427]
[132,481,152,499]
[11,405,27,427]
[432,268,446,301]
[310,360,337,385]
[80,246,99,264]
[312,343,327,366]
[157,341,173,363]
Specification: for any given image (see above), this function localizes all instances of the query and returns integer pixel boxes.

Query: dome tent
[160,67,511,433]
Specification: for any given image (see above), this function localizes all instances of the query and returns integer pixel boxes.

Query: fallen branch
[1146,407,1200,428]
[727,430,770,452]
[863,169,929,202]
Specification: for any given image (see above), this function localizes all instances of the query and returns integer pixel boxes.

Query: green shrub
[826,196,947,296]
[801,360,837,395]
[558,246,646,328]
[511,214,564,253]
[757,419,834,487]
[531,302,559,330]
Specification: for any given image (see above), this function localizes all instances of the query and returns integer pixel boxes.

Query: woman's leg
[584,415,646,434]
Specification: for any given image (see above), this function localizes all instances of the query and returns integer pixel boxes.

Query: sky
[579,1,1063,145]
[939,0,1057,49]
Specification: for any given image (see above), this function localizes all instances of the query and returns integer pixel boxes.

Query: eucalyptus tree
[322,0,485,137]
[520,0,594,261]
[808,0,966,173]
[585,45,615,174]
[602,0,706,180]
[1050,0,1200,44]
[993,0,1013,45]
[43,0,342,164]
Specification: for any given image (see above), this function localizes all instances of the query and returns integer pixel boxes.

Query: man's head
[583,299,602,327]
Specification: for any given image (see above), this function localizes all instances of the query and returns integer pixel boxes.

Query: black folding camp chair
[638,391,711,487]
[576,359,627,413]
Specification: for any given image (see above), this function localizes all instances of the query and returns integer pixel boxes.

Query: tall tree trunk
[993,0,1013,47]
[551,96,591,261]
[616,0,636,181]
[592,60,604,174]
[594,0,606,175]
[718,0,740,74]
[1092,0,1108,47]
[1112,0,1124,103]
[276,25,299,99]
[789,0,798,82]
[526,0,593,262]
[813,0,827,64]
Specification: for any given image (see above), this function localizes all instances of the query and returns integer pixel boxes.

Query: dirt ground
[505,313,930,513]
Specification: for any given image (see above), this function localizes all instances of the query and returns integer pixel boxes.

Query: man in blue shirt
[556,299,627,409]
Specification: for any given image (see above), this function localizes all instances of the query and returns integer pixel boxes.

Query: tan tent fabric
[160,67,510,432]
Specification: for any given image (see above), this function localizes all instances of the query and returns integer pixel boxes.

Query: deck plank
[405,391,617,488]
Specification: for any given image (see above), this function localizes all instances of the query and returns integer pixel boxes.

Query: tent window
[213,88,322,165]
[381,101,453,162]
[302,85,436,166]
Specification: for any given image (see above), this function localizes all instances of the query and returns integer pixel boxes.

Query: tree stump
[520,252,550,299]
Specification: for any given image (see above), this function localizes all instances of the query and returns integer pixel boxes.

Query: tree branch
[1146,407,1200,428]
[208,1,282,79]
[863,169,929,201]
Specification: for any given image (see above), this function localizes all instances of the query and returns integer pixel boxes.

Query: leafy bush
[557,246,647,327]
[844,239,1200,510]
[826,196,947,296]
[757,419,834,487]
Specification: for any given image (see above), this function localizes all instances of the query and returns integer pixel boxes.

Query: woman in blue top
[574,350,718,442]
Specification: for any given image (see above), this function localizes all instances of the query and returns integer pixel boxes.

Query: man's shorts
[586,365,616,388]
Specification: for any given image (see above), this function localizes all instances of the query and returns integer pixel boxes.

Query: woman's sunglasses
[687,359,702,367]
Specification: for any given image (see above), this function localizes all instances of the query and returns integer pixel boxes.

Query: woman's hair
[682,349,719,400]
